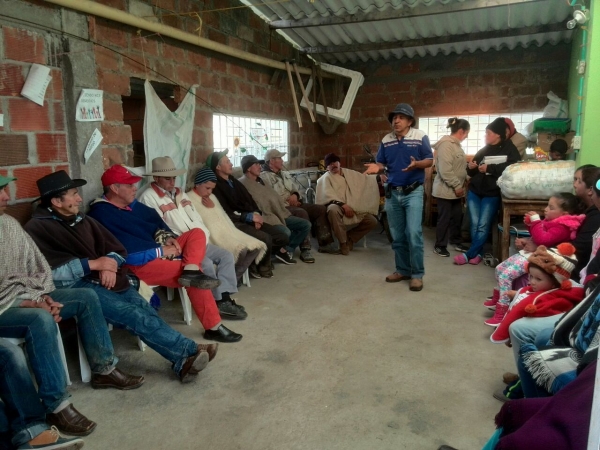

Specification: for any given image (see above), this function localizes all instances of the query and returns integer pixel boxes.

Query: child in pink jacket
[484,193,584,326]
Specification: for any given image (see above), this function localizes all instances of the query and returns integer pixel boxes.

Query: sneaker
[454,244,470,252]
[469,255,483,265]
[248,266,262,279]
[453,253,468,265]
[493,379,523,402]
[275,251,297,265]
[484,303,509,327]
[300,249,315,263]
[18,426,84,450]
[217,299,248,320]
[433,246,450,257]
[483,289,500,310]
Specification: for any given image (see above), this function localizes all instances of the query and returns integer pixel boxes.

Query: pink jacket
[525,214,586,247]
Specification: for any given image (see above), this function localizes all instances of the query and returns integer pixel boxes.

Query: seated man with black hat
[317,153,379,256]
[24,170,219,382]
[239,155,312,264]
[138,156,247,320]
[87,165,242,343]
[0,174,143,437]
[209,150,290,277]
[260,149,335,258]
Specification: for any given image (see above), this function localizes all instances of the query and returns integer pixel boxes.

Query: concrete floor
[64,228,513,450]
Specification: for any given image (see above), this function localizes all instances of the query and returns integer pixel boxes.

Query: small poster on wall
[21,64,52,106]
[84,128,103,163]
[76,89,104,122]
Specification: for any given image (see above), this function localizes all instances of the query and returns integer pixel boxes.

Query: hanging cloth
[143,80,196,188]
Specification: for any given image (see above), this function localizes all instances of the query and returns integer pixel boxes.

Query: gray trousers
[201,243,237,300]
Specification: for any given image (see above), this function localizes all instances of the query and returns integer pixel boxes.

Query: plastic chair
[242,269,251,288]
[2,322,90,385]
[107,323,146,352]
[166,287,193,326]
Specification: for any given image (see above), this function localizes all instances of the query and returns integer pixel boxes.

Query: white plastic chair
[2,322,90,385]
[166,287,193,326]
[107,323,146,351]
[242,269,251,287]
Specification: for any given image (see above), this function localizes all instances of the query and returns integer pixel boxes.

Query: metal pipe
[42,0,320,76]
[575,25,587,142]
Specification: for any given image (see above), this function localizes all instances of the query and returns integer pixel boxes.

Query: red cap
[101,165,142,187]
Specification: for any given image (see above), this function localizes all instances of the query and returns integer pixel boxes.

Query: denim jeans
[385,185,425,278]
[278,216,312,254]
[508,315,563,366]
[0,341,49,447]
[465,191,500,259]
[0,288,116,413]
[60,280,198,376]
[516,327,554,398]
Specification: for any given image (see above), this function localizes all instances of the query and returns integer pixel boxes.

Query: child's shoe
[469,255,483,265]
[453,253,468,265]
[483,289,500,310]
[484,303,508,327]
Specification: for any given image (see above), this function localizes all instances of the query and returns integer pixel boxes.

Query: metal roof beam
[301,21,567,54]
[270,0,549,29]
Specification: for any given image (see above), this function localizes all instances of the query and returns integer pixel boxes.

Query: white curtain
[143,80,196,188]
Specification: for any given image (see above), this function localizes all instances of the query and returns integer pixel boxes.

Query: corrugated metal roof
[240,0,574,63]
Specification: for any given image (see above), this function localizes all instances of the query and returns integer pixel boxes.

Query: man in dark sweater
[87,165,242,343]
[208,150,289,278]
[25,170,218,382]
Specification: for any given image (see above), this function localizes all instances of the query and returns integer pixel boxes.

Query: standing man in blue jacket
[365,103,433,291]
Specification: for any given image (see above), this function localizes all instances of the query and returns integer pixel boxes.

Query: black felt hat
[36,170,87,201]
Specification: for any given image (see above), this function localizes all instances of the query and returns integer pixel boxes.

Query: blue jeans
[385,185,425,278]
[277,216,312,254]
[0,288,116,413]
[0,341,49,447]
[508,315,563,367]
[60,280,197,376]
[465,191,500,259]
[516,327,554,398]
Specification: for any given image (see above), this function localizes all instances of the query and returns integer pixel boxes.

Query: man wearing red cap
[88,165,242,343]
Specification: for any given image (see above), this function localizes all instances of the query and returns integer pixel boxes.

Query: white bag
[542,91,569,118]
[143,80,196,189]
[497,160,576,200]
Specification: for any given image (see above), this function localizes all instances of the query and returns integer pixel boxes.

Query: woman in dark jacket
[454,117,520,265]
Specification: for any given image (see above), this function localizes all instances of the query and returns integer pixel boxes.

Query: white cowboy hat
[145,156,186,177]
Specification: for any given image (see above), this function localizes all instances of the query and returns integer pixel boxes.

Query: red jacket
[526,214,585,247]
[491,282,585,343]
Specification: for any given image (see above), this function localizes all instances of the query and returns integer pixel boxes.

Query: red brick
[469,74,495,87]
[419,90,443,103]
[131,35,159,57]
[101,123,132,145]
[416,78,440,91]
[48,69,63,100]
[154,60,175,81]
[200,72,220,90]
[98,71,131,96]
[9,98,51,131]
[398,62,420,74]
[253,85,267,100]
[208,29,227,46]
[194,110,212,128]
[208,92,227,110]
[102,147,125,168]
[3,27,45,64]
[55,164,69,174]
[440,76,467,90]
[94,46,120,71]
[210,59,227,74]
[177,66,199,87]
[0,135,29,165]
[0,64,25,96]
[152,0,176,10]
[188,51,209,68]
[228,37,244,51]
[444,89,468,103]
[36,133,67,163]
[511,96,536,111]
[227,63,245,79]
[14,166,53,199]
[192,129,206,145]
[121,53,148,78]
[52,102,65,131]
[95,20,127,48]
[386,81,412,93]
[162,44,186,61]
[103,98,124,121]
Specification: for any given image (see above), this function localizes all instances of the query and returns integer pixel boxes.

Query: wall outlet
[572,135,582,150]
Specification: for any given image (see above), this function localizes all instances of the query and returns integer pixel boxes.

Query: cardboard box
[537,131,575,154]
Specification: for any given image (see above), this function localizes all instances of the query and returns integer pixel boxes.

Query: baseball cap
[264,149,287,161]
[241,155,264,173]
[101,165,142,187]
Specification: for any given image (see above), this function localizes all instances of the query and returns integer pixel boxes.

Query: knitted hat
[504,118,516,138]
[527,243,577,285]
[194,167,217,186]
[486,117,509,140]
[324,153,341,167]
[205,149,228,172]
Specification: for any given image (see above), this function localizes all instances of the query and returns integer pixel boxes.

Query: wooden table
[495,197,548,262]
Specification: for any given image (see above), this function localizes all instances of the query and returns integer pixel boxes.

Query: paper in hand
[482,155,507,165]
[84,129,103,163]
[21,64,52,106]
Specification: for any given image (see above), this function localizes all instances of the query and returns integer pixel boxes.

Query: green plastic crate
[532,118,572,134]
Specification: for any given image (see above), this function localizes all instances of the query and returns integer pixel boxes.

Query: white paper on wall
[21,64,52,106]
[0,114,3,127]
[76,89,104,122]
[84,129,103,163]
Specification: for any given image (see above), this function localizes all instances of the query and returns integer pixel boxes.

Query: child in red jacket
[490,243,584,343]
[484,193,584,326]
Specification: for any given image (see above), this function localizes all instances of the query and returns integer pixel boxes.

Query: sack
[497,160,576,200]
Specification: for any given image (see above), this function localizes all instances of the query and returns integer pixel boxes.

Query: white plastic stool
[2,322,90,384]
[242,269,251,287]
[166,287,193,326]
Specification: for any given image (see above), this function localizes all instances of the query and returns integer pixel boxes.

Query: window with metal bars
[212,114,289,167]
[418,113,543,155]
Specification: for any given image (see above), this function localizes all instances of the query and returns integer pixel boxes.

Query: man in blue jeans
[0,340,84,449]
[365,103,433,291]
[0,174,144,436]
[24,171,218,381]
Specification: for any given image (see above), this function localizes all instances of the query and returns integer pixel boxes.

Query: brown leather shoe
[340,243,350,255]
[180,351,209,383]
[503,372,519,384]
[409,278,423,291]
[385,272,411,283]
[91,368,145,390]
[46,404,97,436]
[197,343,218,362]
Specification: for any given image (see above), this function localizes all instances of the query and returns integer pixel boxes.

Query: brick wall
[302,43,572,169]
[0,25,69,222]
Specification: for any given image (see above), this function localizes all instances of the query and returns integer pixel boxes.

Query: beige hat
[145,156,186,177]
[264,149,286,161]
